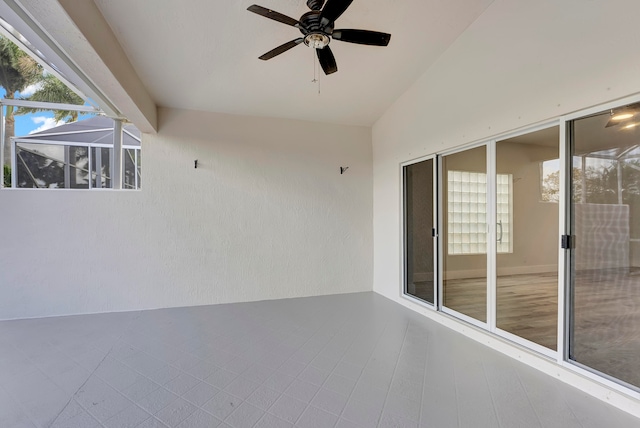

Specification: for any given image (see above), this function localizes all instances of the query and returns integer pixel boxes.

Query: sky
[0,86,92,137]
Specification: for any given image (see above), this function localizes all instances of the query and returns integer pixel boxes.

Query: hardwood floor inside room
[572,268,640,388]
[442,272,558,348]
[496,272,558,350]
[411,269,640,389]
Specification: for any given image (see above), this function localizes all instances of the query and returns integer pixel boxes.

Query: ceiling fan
[247,0,391,75]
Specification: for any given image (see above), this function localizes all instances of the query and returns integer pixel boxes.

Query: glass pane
[7,111,141,190]
[404,159,434,304]
[101,148,111,188]
[69,146,90,188]
[496,126,559,350]
[570,102,640,387]
[443,146,487,322]
[123,148,137,190]
[91,147,111,188]
[15,143,89,189]
[137,149,141,189]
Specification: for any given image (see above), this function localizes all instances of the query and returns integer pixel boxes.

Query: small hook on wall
[340,166,349,175]
[194,160,198,169]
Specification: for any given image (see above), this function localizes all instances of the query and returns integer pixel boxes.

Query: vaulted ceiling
[88,0,494,126]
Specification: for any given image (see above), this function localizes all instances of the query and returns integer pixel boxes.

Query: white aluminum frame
[112,119,123,189]
[399,101,640,400]
[402,121,565,354]
[399,153,439,310]
[491,121,562,359]
[2,100,141,191]
[487,140,497,332]
[558,119,568,364]
[0,0,121,118]
[559,92,640,394]
[438,140,492,329]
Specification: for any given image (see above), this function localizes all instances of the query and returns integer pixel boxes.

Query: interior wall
[442,141,559,278]
[372,0,640,301]
[0,107,372,320]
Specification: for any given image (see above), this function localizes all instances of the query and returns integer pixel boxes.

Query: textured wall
[0,108,372,319]
[372,0,640,301]
[371,0,640,413]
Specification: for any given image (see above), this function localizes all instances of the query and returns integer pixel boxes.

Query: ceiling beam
[17,0,157,133]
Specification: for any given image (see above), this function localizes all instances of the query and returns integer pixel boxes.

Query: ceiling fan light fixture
[611,112,635,121]
[304,33,330,49]
[247,0,391,75]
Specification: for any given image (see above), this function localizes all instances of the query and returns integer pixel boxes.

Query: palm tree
[0,36,40,165]
[16,73,85,122]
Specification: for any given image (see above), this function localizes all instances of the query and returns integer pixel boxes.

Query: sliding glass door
[568,102,640,388]
[402,97,640,391]
[406,129,561,350]
[441,145,488,323]
[404,158,436,305]
[495,127,559,351]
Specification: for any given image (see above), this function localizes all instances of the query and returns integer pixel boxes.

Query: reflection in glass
[124,148,141,190]
[404,159,434,304]
[16,143,89,189]
[496,127,559,350]
[443,146,487,322]
[570,102,640,387]
[91,147,112,188]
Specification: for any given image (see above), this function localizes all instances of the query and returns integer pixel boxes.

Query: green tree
[541,170,560,202]
[16,73,84,122]
[3,164,10,187]
[0,36,40,166]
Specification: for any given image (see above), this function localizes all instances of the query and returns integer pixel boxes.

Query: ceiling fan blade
[317,46,338,75]
[247,4,300,27]
[320,0,353,23]
[259,38,304,60]
[332,29,391,46]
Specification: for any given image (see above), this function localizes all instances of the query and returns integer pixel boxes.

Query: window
[447,170,512,255]
[0,20,139,190]
[540,159,560,202]
[10,115,141,190]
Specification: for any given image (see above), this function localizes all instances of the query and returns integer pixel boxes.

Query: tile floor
[0,292,638,428]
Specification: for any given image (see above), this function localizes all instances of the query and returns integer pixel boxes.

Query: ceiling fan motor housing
[299,11,332,34]
[300,11,332,49]
[306,0,325,11]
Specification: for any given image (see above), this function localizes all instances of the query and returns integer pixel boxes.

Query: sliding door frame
[490,121,561,359]
[400,154,439,309]
[400,95,640,399]
[438,141,492,329]
[560,93,640,396]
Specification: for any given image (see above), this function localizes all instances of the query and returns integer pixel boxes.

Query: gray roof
[20,115,141,147]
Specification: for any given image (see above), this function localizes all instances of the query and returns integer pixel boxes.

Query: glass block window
[447,171,512,255]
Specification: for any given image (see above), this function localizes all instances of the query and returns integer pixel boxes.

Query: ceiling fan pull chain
[312,48,317,83]
[311,49,321,95]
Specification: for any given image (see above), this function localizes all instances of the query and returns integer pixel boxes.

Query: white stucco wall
[372,0,640,415]
[0,107,372,319]
[373,0,640,301]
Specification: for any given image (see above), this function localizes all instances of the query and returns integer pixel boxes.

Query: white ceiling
[93,0,493,126]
